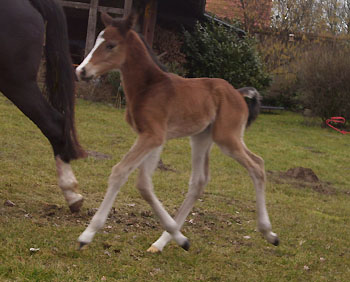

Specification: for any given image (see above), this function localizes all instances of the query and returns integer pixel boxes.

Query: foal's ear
[101,12,113,27]
[123,10,138,31]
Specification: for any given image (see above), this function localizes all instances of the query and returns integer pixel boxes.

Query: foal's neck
[121,32,166,101]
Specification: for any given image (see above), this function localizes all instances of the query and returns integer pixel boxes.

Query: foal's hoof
[69,197,84,213]
[266,232,279,246]
[272,237,280,246]
[181,240,190,251]
[147,245,161,253]
[78,241,88,250]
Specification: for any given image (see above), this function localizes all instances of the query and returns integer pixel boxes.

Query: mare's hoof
[181,240,190,251]
[69,198,84,213]
[147,245,161,253]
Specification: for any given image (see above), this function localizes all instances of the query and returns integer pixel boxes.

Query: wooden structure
[59,0,133,56]
[59,0,160,57]
[60,0,206,62]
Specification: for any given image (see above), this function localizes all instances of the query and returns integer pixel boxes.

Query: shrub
[263,72,302,110]
[76,71,125,108]
[153,25,188,77]
[258,34,306,109]
[297,45,350,124]
[106,71,126,108]
[182,20,271,90]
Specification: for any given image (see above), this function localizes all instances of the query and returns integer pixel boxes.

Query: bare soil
[267,167,337,195]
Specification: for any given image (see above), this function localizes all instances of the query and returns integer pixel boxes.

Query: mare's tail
[237,87,262,128]
[29,0,86,161]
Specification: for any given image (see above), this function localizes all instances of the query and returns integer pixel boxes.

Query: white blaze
[76,31,106,78]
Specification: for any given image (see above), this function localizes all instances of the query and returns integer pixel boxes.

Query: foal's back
[147,73,249,140]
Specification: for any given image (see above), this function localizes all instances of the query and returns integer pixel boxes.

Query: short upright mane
[137,34,168,72]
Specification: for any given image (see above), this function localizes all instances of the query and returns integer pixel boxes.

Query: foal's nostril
[77,66,93,82]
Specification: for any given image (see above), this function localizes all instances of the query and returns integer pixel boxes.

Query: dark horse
[0,0,86,212]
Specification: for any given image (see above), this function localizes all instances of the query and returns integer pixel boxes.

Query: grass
[1,94,350,281]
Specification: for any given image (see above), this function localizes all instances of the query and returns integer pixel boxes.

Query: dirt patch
[157,159,176,172]
[285,167,319,182]
[267,167,337,195]
[42,203,63,217]
[303,147,325,155]
[87,150,113,160]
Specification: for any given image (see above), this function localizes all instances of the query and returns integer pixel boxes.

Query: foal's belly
[166,119,212,139]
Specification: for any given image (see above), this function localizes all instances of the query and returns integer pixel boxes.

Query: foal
[76,13,279,252]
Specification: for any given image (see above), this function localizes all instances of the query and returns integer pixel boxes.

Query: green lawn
[1,95,350,281]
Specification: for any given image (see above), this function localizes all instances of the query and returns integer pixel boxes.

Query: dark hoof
[79,241,88,250]
[69,198,84,213]
[272,237,280,246]
[181,240,190,251]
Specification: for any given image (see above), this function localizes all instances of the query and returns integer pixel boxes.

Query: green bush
[182,20,271,90]
[106,71,126,108]
[263,72,302,110]
[298,45,350,124]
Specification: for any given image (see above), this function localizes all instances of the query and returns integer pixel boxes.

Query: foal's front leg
[78,136,156,247]
[137,148,189,250]
[148,130,213,253]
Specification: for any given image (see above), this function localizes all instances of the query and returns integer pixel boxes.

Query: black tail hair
[237,87,262,127]
[29,0,86,161]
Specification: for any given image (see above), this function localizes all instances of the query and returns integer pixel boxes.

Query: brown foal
[76,12,279,252]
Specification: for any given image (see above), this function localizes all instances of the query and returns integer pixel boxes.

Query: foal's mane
[136,33,168,73]
[105,12,168,73]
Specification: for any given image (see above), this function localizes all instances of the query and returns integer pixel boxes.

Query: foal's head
[76,13,135,81]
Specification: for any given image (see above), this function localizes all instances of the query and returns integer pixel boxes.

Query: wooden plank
[142,0,157,46]
[98,6,123,15]
[123,0,133,17]
[58,0,126,58]
[60,1,90,10]
[85,0,99,56]
[60,1,123,14]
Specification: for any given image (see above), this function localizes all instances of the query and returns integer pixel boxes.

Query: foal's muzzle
[76,66,93,82]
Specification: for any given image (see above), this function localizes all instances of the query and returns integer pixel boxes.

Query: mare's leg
[213,131,279,246]
[148,129,213,253]
[137,147,190,250]
[1,81,83,212]
[78,136,188,248]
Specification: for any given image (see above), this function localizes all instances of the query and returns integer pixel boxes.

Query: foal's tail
[237,87,262,128]
[29,0,86,161]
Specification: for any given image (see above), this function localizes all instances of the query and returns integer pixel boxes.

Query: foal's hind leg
[137,147,190,250]
[214,133,279,246]
[148,129,213,253]
[1,81,83,212]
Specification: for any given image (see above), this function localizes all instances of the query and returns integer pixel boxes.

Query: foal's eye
[106,44,115,50]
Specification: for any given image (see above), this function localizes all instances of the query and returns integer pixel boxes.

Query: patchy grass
[1,94,350,281]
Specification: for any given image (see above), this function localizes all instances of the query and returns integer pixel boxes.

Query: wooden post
[85,0,99,56]
[59,0,129,58]
[123,0,133,18]
[142,0,157,46]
